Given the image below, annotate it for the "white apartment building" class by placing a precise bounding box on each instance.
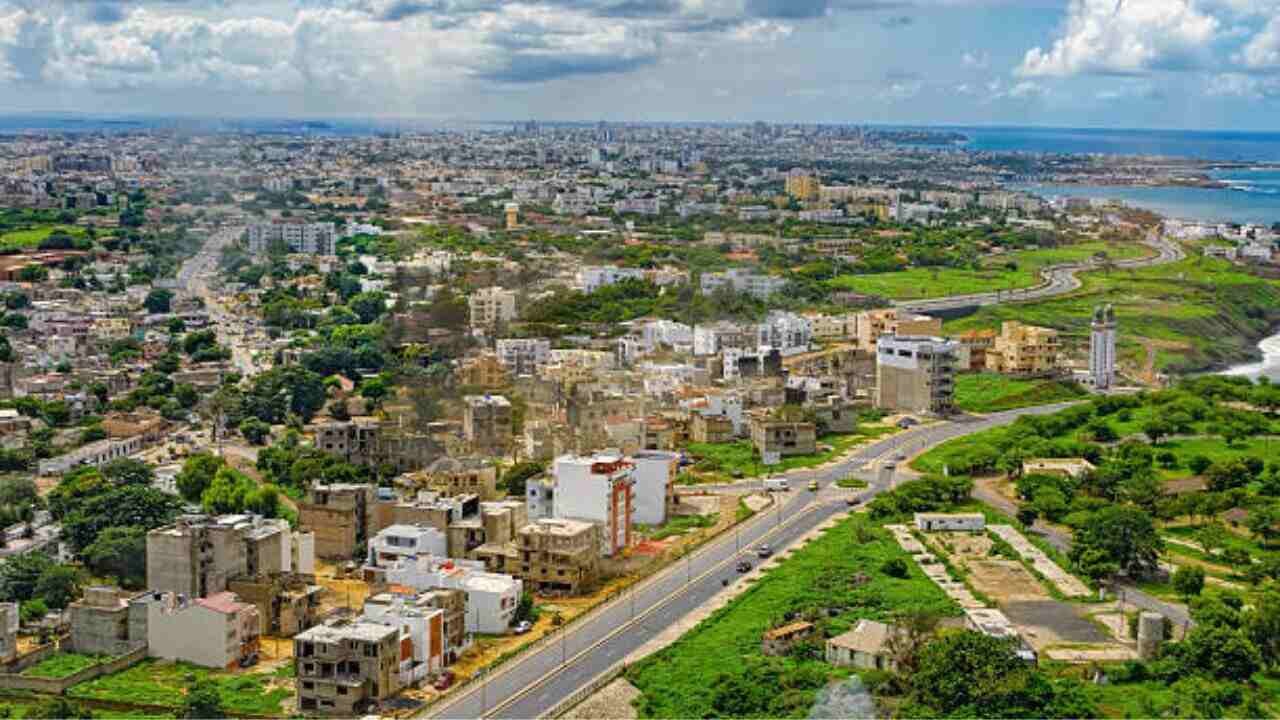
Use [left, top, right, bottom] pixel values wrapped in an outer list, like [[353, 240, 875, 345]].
[[361, 592, 448, 681], [756, 311, 812, 356], [629, 451, 678, 526], [366, 524, 448, 569], [383, 556, 522, 634], [577, 266, 646, 293], [469, 287, 517, 330], [613, 197, 662, 215], [142, 591, 260, 669], [246, 222, 336, 255], [640, 319, 693, 351], [683, 392, 745, 435], [495, 338, 551, 376], [699, 269, 787, 300], [549, 454, 635, 556]]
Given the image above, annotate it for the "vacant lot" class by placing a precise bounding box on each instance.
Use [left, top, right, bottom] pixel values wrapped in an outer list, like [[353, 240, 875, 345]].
[[0, 224, 86, 252], [954, 373, 1086, 414], [686, 427, 897, 481], [67, 659, 292, 717], [829, 242, 1146, 301]]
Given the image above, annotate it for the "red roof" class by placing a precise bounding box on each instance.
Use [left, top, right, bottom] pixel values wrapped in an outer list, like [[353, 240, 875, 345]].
[[196, 592, 248, 615]]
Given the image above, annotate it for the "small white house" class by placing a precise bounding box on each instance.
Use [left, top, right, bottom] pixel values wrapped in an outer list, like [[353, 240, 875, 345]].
[[826, 619, 897, 671], [913, 512, 985, 532], [366, 524, 448, 568]]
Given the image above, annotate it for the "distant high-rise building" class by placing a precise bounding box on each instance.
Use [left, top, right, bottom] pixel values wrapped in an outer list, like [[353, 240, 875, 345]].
[[1090, 304, 1117, 390], [246, 222, 336, 255], [505, 202, 519, 230]]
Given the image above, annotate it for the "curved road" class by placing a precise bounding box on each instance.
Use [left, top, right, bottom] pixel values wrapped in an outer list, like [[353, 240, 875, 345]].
[[426, 403, 1079, 720], [897, 232, 1184, 314]]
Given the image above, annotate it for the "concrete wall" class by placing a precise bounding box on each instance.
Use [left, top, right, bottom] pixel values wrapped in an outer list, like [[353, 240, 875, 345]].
[[147, 602, 234, 669], [0, 646, 147, 695]]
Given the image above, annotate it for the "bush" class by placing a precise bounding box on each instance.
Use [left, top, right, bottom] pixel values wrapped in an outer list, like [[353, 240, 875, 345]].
[[881, 557, 910, 579]]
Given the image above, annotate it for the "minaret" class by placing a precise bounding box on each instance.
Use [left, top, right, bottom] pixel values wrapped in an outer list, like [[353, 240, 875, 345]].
[[1090, 304, 1116, 390]]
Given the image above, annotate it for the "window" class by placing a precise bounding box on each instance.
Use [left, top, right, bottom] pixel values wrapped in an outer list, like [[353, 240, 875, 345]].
[[337, 687, 348, 696]]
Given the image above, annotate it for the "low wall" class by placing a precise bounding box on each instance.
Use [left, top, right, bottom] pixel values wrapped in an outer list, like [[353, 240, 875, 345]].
[[0, 646, 147, 695]]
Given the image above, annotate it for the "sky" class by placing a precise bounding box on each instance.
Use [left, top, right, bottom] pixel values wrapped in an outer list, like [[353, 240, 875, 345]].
[[2, 0, 1280, 130]]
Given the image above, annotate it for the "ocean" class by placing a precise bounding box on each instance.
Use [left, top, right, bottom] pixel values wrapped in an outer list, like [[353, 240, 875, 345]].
[[947, 125, 1280, 163], [1013, 174, 1280, 226]]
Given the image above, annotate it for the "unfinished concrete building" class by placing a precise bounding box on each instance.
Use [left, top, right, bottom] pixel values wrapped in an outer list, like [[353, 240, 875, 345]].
[[294, 620, 402, 716], [874, 335, 958, 416], [298, 484, 376, 560], [511, 519, 601, 595], [228, 574, 325, 638], [462, 395, 513, 456], [66, 586, 150, 656], [147, 515, 247, 598]]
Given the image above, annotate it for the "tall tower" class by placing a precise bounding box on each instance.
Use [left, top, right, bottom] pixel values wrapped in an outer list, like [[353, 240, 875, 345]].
[[504, 203, 519, 231], [1090, 304, 1116, 390]]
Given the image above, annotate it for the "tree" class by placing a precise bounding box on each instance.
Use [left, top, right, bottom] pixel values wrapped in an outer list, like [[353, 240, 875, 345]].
[[201, 468, 257, 515], [1016, 507, 1040, 528], [62, 485, 184, 552], [1074, 547, 1119, 585], [1244, 590, 1280, 669], [100, 458, 155, 487], [1247, 504, 1280, 547], [1180, 624, 1263, 682], [34, 565, 79, 609], [182, 680, 224, 719], [174, 383, 199, 409], [83, 526, 148, 588], [143, 288, 173, 314], [1141, 417, 1173, 445], [359, 377, 389, 407], [911, 631, 1065, 717], [1172, 565, 1206, 599], [0, 553, 54, 602], [176, 453, 226, 502], [1069, 506, 1163, 576], [348, 291, 389, 324], [238, 417, 271, 446]]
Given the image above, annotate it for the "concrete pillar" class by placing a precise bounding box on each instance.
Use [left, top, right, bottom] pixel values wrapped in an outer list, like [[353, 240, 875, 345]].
[[1137, 611, 1164, 660]]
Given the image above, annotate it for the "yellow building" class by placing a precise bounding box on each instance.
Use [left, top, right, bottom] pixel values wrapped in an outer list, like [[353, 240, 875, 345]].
[[985, 321, 1062, 375], [785, 170, 818, 201], [504, 202, 520, 230]]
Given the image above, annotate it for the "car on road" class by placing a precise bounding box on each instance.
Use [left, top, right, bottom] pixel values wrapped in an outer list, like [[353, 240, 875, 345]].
[[756, 545, 773, 558], [897, 416, 919, 429], [845, 496, 860, 507], [763, 478, 789, 492], [807, 480, 819, 491], [735, 560, 753, 573]]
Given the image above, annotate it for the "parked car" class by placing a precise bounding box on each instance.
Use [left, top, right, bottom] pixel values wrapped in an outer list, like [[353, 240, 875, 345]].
[[513, 620, 533, 634], [897, 417, 919, 429], [433, 671, 455, 691]]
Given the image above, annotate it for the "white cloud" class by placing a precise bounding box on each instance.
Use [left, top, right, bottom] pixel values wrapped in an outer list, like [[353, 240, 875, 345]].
[[1237, 15, 1280, 69], [1207, 71, 1280, 98], [961, 50, 988, 69], [1017, 0, 1219, 77]]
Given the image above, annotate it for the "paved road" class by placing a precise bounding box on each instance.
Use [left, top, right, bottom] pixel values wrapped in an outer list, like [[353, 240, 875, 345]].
[[426, 402, 1079, 720], [897, 232, 1184, 314], [175, 226, 261, 376]]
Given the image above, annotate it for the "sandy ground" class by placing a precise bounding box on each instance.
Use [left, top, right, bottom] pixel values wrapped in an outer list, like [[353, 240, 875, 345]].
[[560, 678, 642, 720]]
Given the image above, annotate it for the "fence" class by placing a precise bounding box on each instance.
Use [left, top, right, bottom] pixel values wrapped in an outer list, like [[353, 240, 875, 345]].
[[0, 646, 148, 695]]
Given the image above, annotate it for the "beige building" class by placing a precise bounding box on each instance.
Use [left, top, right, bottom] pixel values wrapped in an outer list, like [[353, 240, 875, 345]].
[[857, 309, 942, 351], [147, 516, 247, 598], [66, 587, 149, 656], [874, 335, 958, 416], [458, 352, 509, 388], [298, 484, 377, 560], [463, 395, 513, 455], [985, 321, 1062, 375], [228, 574, 325, 638], [468, 286, 517, 330], [295, 621, 402, 716], [750, 416, 817, 465], [504, 519, 601, 595]]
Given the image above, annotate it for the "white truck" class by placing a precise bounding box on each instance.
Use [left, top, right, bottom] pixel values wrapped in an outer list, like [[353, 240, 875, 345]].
[[763, 478, 789, 492]]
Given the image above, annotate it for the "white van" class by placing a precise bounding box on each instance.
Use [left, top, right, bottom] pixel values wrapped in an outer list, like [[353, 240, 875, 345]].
[[763, 478, 789, 492]]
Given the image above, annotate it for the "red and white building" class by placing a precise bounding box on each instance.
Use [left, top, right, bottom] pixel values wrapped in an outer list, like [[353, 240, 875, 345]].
[[550, 454, 635, 556]]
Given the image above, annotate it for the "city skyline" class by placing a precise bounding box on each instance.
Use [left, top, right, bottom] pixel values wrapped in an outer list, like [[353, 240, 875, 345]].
[[1, 0, 1279, 130]]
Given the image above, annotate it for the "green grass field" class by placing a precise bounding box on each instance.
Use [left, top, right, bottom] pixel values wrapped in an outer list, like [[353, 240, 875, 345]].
[[0, 225, 86, 252], [687, 427, 897, 480], [626, 515, 959, 718], [943, 256, 1280, 373], [20, 653, 109, 679], [953, 373, 1088, 414], [67, 659, 291, 716], [828, 242, 1146, 300]]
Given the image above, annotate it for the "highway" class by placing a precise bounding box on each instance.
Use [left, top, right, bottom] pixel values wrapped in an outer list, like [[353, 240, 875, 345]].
[[896, 232, 1184, 314], [175, 226, 261, 376], [426, 402, 1080, 720]]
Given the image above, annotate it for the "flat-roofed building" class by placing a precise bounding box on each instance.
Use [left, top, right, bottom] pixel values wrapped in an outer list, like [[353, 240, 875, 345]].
[[294, 621, 402, 716], [874, 335, 958, 416]]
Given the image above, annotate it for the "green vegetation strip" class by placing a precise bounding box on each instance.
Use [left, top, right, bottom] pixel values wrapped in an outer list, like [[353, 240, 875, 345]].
[[21, 653, 109, 679], [67, 660, 290, 717], [954, 372, 1088, 414], [627, 514, 959, 718], [687, 427, 897, 481]]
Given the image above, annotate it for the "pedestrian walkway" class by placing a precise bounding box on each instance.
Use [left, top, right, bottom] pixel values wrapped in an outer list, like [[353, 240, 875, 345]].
[[886, 524, 985, 609], [989, 524, 1090, 597]]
